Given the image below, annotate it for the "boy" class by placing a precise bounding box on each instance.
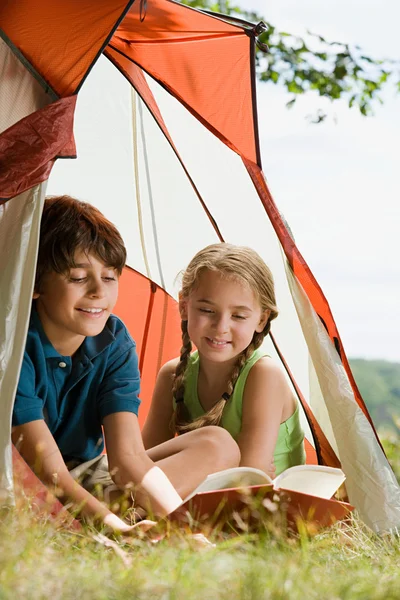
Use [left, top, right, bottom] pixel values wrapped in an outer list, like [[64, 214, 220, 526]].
[[12, 196, 239, 533]]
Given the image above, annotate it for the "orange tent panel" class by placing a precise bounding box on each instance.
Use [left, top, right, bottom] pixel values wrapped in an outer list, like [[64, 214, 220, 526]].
[[113, 267, 182, 427], [0, 0, 134, 97], [109, 0, 260, 163]]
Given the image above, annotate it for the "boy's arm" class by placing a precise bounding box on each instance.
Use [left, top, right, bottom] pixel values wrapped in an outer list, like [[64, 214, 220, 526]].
[[141, 359, 178, 450], [98, 343, 182, 516], [13, 353, 113, 524], [12, 420, 136, 532], [103, 411, 182, 516]]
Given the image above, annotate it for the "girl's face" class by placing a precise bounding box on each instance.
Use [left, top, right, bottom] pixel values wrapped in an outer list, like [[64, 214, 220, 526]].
[[180, 270, 269, 365]]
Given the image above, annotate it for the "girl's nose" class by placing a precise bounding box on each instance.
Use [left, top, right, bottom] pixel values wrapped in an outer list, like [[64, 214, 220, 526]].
[[214, 315, 229, 334]]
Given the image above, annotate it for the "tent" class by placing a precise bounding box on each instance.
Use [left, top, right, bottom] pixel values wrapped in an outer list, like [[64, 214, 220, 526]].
[[1, 0, 399, 534]]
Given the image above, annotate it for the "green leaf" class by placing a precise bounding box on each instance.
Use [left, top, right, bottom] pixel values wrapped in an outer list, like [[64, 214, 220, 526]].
[[349, 94, 357, 108], [176, 0, 400, 122]]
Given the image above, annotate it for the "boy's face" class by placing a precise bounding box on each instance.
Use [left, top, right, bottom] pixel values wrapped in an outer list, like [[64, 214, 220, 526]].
[[33, 251, 119, 356]]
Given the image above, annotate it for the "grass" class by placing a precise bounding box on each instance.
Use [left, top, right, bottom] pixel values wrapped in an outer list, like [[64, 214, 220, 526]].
[[1, 504, 399, 598], [1, 430, 399, 600]]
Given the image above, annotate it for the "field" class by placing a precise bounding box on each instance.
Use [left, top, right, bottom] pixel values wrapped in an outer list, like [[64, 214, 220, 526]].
[[1, 431, 399, 600]]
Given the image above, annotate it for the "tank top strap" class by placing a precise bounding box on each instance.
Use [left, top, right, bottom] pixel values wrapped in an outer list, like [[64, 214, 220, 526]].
[[179, 351, 204, 419], [185, 350, 200, 401]]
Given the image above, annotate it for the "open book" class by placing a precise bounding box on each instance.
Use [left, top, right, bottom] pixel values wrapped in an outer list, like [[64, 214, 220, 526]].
[[171, 464, 352, 531], [183, 464, 346, 503]]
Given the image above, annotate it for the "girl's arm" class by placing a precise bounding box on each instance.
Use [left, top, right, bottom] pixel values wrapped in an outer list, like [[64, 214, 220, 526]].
[[141, 359, 178, 450], [237, 358, 295, 476]]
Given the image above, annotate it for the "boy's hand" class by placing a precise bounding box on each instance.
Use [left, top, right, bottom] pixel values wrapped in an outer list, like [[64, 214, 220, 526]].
[[103, 513, 156, 535]]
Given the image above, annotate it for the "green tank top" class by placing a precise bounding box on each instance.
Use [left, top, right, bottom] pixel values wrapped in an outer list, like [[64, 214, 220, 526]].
[[178, 348, 306, 475]]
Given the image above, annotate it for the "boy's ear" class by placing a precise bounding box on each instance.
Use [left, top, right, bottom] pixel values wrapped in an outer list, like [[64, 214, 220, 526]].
[[256, 310, 270, 333], [32, 290, 40, 300], [178, 293, 188, 320]]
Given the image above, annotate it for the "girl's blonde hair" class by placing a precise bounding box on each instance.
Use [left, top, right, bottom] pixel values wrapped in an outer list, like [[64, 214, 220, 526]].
[[172, 243, 278, 434]]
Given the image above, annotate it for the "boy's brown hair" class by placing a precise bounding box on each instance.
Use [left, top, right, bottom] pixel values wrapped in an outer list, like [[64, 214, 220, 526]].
[[35, 195, 126, 291]]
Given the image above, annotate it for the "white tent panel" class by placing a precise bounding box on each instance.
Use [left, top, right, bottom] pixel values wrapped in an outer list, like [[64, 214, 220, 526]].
[[286, 264, 400, 532], [145, 75, 311, 404], [49, 56, 220, 288], [0, 36, 52, 134], [0, 185, 46, 501], [0, 38, 53, 500], [309, 357, 339, 457], [132, 91, 221, 288]]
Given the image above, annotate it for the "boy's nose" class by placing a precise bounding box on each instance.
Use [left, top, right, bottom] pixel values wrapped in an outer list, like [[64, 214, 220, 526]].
[[87, 279, 106, 298]]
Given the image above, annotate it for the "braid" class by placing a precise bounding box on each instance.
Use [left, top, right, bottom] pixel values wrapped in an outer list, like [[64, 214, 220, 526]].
[[175, 320, 272, 434], [171, 321, 192, 433]]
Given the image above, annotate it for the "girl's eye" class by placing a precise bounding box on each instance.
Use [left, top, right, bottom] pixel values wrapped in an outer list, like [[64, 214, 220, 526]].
[[199, 308, 213, 314], [233, 314, 246, 320]]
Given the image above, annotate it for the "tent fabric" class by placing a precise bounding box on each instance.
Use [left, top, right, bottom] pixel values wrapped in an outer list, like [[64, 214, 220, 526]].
[[108, 0, 260, 164], [12, 445, 81, 529], [0, 36, 53, 134], [0, 97, 77, 201], [285, 262, 400, 532], [0, 185, 45, 502], [113, 267, 182, 428], [1, 0, 399, 533], [105, 46, 225, 241], [0, 0, 135, 97]]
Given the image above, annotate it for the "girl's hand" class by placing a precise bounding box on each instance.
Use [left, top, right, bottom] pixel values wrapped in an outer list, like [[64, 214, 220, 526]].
[[268, 460, 276, 479]]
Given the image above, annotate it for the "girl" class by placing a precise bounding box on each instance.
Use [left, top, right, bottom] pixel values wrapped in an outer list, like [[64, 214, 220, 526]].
[[143, 243, 306, 477]]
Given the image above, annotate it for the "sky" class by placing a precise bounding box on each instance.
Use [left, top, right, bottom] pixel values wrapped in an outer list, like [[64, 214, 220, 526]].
[[237, 0, 400, 363]]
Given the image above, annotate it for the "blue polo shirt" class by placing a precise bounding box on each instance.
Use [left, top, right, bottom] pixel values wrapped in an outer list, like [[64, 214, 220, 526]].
[[13, 305, 141, 463]]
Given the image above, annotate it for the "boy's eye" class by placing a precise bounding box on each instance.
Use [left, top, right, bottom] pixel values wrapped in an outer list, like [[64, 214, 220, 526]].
[[102, 276, 117, 282], [69, 277, 87, 283]]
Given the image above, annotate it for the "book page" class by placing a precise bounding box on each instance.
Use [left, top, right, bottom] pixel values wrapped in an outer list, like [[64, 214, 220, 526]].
[[183, 466, 272, 503], [273, 466, 346, 499]]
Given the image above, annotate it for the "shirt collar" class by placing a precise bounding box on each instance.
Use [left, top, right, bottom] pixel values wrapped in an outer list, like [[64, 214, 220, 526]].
[[31, 303, 116, 361], [31, 303, 62, 359], [81, 320, 115, 360]]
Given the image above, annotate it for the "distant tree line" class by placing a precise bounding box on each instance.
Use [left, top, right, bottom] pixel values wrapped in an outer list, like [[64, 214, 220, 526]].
[[350, 358, 400, 432]]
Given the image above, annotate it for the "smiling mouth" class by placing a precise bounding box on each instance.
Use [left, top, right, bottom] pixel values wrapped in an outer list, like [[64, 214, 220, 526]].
[[76, 308, 106, 314], [206, 338, 231, 346]]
